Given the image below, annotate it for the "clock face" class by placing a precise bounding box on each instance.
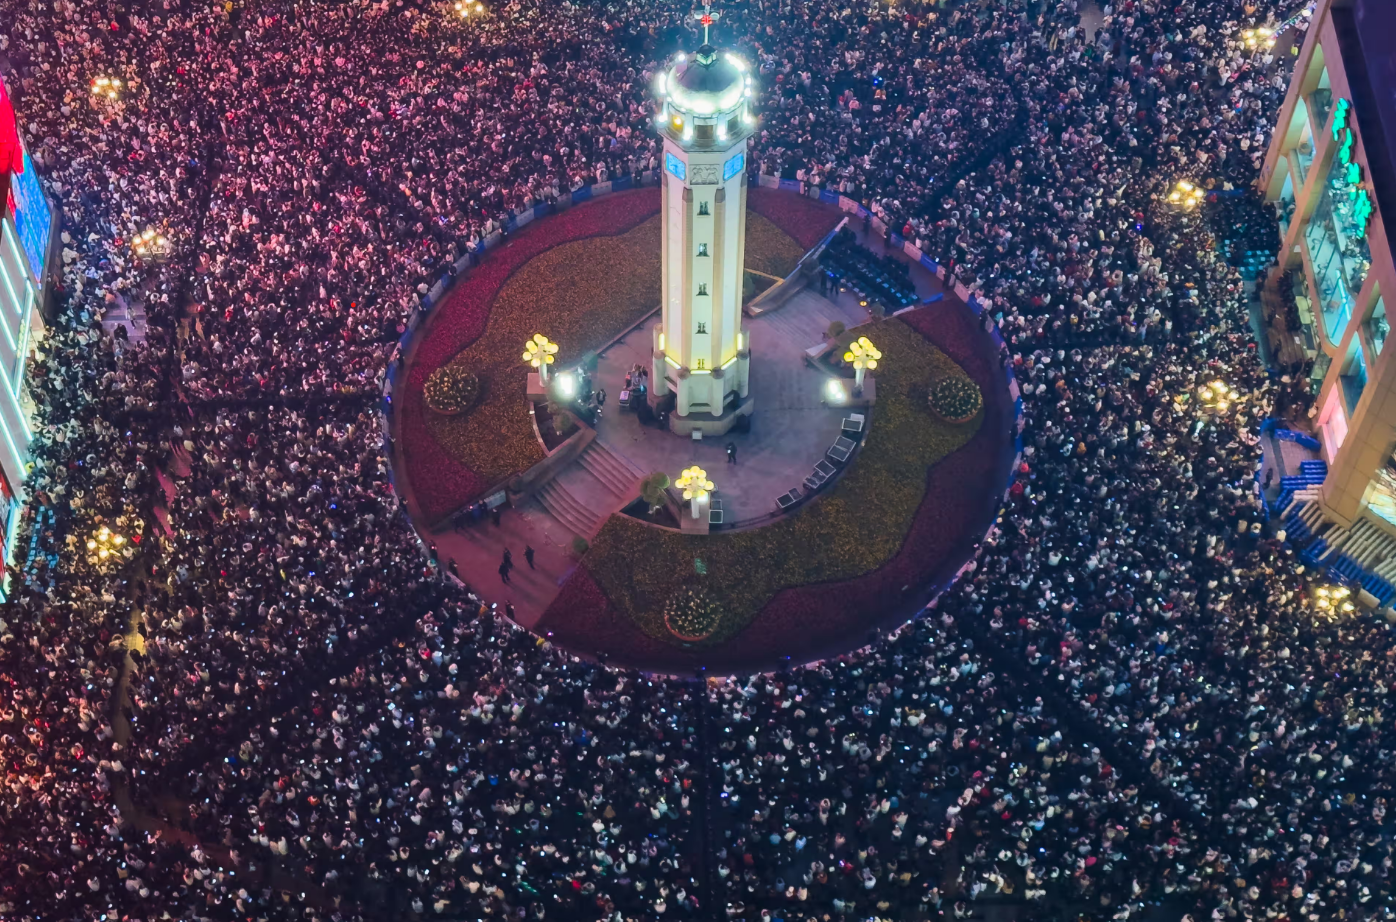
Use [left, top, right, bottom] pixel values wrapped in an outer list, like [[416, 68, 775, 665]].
[[665, 152, 687, 181], [722, 152, 745, 182], [691, 164, 720, 186]]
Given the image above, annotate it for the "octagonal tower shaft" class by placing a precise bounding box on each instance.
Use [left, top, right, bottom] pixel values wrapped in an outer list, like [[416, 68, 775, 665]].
[[650, 45, 755, 426]]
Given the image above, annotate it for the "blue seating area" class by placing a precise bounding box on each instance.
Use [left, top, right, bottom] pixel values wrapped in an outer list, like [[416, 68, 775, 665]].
[[18, 506, 59, 593], [1276, 458, 1396, 607], [1274, 459, 1329, 514], [819, 231, 919, 311]]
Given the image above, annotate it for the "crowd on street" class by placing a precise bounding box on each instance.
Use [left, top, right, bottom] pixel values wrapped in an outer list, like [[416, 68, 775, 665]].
[[5, 0, 1395, 920]]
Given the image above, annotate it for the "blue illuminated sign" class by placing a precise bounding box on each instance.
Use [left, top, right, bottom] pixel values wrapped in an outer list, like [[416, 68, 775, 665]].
[[665, 152, 687, 181], [10, 151, 50, 279], [722, 152, 745, 182]]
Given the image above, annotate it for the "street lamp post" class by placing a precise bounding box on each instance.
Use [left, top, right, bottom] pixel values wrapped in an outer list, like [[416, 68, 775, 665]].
[[676, 465, 714, 520], [843, 336, 881, 395], [1240, 27, 1275, 53], [523, 334, 558, 385], [132, 227, 171, 261], [1196, 379, 1240, 414], [1166, 180, 1204, 210], [91, 76, 122, 101], [87, 524, 127, 566], [1313, 584, 1354, 617]]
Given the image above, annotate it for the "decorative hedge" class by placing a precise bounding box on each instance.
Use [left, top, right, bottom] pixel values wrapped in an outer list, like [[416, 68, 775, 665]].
[[663, 584, 724, 642], [580, 316, 982, 645], [399, 188, 811, 519], [535, 298, 1014, 673], [929, 375, 982, 423], [424, 366, 480, 415]]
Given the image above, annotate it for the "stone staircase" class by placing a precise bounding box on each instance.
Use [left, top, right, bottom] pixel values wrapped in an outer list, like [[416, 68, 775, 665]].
[[536, 442, 645, 540], [578, 441, 645, 496]]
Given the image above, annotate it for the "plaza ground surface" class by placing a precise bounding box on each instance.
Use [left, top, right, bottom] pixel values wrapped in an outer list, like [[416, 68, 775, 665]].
[[392, 186, 1015, 673], [592, 286, 871, 524]]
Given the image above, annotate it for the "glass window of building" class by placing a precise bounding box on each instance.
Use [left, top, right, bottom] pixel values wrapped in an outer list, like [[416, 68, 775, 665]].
[[1366, 296, 1388, 355], [1366, 447, 1396, 528], [1305, 158, 1372, 343], [1340, 345, 1368, 412], [1293, 118, 1315, 185], [1309, 82, 1332, 134], [1278, 170, 1296, 236]]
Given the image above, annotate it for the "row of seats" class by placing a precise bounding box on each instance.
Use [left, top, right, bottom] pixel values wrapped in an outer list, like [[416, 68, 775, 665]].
[[1274, 458, 1330, 512], [1278, 471, 1396, 607], [820, 237, 919, 310]]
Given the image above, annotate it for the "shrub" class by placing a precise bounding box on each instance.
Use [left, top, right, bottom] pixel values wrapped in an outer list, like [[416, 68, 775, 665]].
[[826, 320, 846, 340], [663, 584, 724, 642], [424, 366, 480, 415], [547, 401, 577, 437], [571, 536, 590, 557], [929, 375, 983, 423], [640, 472, 671, 513]]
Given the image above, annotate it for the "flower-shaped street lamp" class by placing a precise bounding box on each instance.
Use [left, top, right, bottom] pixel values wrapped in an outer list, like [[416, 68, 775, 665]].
[[131, 227, 171, 261], [843, 336, 881, 394], [676, 465, 714, 519], [1196, 379, 1240, 414], [91, 76, 122, 101], [522, 334, 558, 384], [87, 524, 127, 567], [1241, 26, 1275, 52], [455, 0, 484, 15], [1312, 584, 1354, 618], [1166, 180, 1204, 210]]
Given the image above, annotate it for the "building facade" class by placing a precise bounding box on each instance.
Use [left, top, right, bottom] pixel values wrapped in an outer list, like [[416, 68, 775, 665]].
[[1, 77, 55, 575], [1259, 0, 1396, 530]]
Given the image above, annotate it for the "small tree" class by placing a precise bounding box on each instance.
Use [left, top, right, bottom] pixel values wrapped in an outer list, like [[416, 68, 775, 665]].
[[547, 401, 576, 437], [640, 471, 671, 514], [571, 536, 590, 557], [825, 321, 846, 341]]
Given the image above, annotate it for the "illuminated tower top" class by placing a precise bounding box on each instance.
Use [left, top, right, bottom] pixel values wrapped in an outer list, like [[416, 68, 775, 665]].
[[655, 15, 755, 154]]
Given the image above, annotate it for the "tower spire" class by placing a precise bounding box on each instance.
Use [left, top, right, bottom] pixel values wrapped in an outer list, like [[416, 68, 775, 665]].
[[692, 1, 720, 46]]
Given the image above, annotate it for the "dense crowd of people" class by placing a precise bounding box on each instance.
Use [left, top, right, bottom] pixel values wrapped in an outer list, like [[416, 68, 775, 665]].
[[5, 0, 1394, 920]]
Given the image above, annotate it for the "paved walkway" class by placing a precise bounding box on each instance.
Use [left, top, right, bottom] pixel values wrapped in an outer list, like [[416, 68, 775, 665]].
[[425, 496, 580, 630], [591, 286, 871, 522]]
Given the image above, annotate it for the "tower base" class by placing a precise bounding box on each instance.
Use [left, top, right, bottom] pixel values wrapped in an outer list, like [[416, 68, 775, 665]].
[[668, 395, 755, 438]]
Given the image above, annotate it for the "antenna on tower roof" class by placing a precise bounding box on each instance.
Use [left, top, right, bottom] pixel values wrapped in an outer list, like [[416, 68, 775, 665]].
[[692, 1, 720, 47]]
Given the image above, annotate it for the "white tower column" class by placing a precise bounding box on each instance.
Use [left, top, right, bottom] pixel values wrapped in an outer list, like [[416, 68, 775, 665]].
[[651, 42, 756, 436]]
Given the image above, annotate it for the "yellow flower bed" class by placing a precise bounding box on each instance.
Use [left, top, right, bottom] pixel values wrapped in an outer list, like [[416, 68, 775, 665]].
[[584, 317, 980, 644], [426, 212, 808, 486], [744, 211, 807, 279]]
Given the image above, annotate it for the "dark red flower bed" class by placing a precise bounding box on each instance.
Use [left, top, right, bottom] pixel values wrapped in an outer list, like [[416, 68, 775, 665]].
[[396, 190, 661, 521], [535, 298, 1015, 674], [747, 186, 845, 250]]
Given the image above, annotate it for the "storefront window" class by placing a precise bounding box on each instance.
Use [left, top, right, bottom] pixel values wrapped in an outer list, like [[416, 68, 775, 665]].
[[1341, 346, 1367, 412], [1305, 160, 1372, 343], [1293, 122, 1315, 185], [1278, 171, 1296, 238]]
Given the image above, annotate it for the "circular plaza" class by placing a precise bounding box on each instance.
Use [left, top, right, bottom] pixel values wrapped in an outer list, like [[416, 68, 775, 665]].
[[389, 186, 1015, 674]]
